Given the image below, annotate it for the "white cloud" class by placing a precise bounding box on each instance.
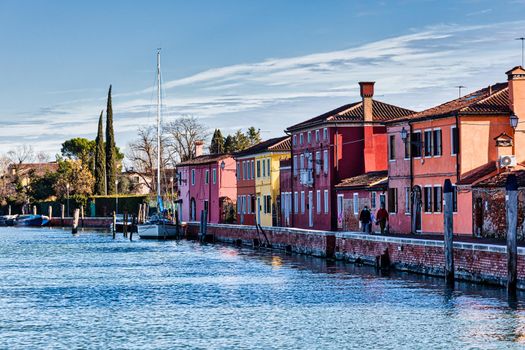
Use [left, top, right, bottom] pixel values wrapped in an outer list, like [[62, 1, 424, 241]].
[[3, 20, 525, 156]]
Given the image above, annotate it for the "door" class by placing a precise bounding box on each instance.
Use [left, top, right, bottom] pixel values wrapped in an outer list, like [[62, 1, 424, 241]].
[[475, 197, 483, 237], [411, 186, 422, 233], [308, 191, 313, 227]]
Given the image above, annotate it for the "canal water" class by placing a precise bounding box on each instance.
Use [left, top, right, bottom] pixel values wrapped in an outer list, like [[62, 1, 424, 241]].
[[0, 228, 524, 349]]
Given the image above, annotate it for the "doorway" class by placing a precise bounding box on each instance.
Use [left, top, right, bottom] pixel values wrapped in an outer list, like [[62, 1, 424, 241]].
[[411, 186, 422, 233]]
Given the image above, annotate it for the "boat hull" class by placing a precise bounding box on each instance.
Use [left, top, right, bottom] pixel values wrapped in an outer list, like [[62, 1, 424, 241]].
[[137, 223, 179, 239], [14, 215, 49, 227]]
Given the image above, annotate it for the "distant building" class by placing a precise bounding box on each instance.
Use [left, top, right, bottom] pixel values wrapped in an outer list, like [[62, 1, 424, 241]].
[[8, 162, 59, 187]]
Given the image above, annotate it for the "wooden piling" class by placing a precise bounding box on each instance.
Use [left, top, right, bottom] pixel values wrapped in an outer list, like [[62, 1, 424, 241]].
[[123, 211, 128, 237], [506, 174, 518, 293], [80, 206, 85, 228], [72, 208, 80, 234], [8, 205, 11, 216], [130, 215, 135, 241], [61, 204, 65, 226], [138, 204, 143, 224], [112, 211, 116, 239], [48, 205, 53, 221], [32, 205, 37, 215], [443, 179, 454, 284]]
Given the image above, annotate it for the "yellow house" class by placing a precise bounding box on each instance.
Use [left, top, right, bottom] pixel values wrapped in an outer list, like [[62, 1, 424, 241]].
[[253, 136, 291, 226]]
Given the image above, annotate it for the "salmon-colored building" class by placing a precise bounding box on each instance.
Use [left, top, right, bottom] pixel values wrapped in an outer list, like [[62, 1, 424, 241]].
[[387, 66, 525, 235]]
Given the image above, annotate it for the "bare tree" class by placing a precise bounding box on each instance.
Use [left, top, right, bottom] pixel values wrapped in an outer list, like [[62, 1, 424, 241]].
[[126, 126, 170, 193], [7, 145, 35, 167], [163, 115, 209, 163]]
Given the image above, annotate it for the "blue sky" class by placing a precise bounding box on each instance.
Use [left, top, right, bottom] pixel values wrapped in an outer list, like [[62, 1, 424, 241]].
[[1, 0, 525, 155]]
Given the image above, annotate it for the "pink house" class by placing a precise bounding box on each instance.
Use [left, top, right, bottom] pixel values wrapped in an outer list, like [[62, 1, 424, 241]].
[[176, 152, 237, 224]]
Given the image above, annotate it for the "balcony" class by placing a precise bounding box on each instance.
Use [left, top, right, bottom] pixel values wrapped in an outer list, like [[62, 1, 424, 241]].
[[299, 169, 314, 187]]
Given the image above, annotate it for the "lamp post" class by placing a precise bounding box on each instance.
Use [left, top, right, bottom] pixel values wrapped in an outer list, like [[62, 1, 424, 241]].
[[66, 183, 70, 217], [115, 179, 119, 214]]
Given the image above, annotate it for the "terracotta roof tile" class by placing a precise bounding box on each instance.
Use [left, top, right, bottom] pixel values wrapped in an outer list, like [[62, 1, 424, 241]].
[[473, 169, 525, 188], [335, 171, 388, 190], [390, 83, 510, 123], [287, 100, 415, 131], [177, 154, 231, 167], [457, 161, 498, 185], [234, 136, 290, 158]]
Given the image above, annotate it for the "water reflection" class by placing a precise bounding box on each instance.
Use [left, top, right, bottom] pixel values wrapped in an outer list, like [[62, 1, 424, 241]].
[[0, 227, 524, 349]]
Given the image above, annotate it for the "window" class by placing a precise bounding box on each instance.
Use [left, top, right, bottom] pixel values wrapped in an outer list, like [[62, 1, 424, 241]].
[[262, 195, 267, 214], [301, 191, 305, 213], [371, 192, 377, 210], [212, 169, 217, 184], [404, 187, 410, 213], [451, 126, 459, 155], [251, 196, 256, 214], [205, 170, 209, 184], [388, 188, 398, 213], [267, 159, 270, 177], [247, 161, 251, 179], [323, 128, 328, 140], [389, 135, 396, 161], [315, 129, 320, 142], [293, 135, 297, 146], [307, 131, 312, 143], [379, 193, 386, 208], [316, 190, 321, 213], [315, 151, 321, 175], [191, 169, 195, 185], [353, 193, 359, 215], [294, 192, 299, 214], [324, 190, 329, 213], [338, 194, 345, 218], [236, 163, 240, 180], [237, 196, 241, 213], [262, 159, 266, 177], [433, 129, 442, 156], [299, 133, 304, 145], [404, 134, 410, 159], [251, 160, 255, 179], [323, 150, 329, 174], [424, 186, 433, 213], [257, 160, 261, 178], [300, 154, 304, 170], [411, 131, 422, 158], [424, 130, 433, 157], [265, 195, 272, 214], [243, 161, 247, 180], [433, 186, 442, 212], [292, 156, 297, 176]]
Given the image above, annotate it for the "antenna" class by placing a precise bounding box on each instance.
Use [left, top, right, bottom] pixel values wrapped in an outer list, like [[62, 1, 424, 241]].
[[516, 37, 525, 67], [456, 85, 466, 98]]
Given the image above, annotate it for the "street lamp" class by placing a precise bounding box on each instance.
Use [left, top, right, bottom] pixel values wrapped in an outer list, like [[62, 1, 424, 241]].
[[510, 113, 519, 130], [115, 179, 119, 214], [401, 127, 408, 143], [66, 183, 70, 217]]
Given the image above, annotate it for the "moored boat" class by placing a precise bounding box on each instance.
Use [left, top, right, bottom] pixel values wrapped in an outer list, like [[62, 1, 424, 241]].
[[0, 215, 17, 226], [14, 214, 49, 227], [137, 216, 179, 239]]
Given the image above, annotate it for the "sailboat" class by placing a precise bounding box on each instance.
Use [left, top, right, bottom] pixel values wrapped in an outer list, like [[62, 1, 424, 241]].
[[138, 50, 179, 239]]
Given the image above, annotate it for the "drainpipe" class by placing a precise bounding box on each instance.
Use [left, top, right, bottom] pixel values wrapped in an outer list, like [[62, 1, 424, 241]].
[[285, 129, 294, 227], [455, 112, 460, 183], [408, 121, 415, 235]]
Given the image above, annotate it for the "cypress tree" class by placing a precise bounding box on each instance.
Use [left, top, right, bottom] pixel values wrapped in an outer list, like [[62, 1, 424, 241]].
[[105, 85, 116, 194], [209, 129, 225, 154], [94, 110, 106, 195]]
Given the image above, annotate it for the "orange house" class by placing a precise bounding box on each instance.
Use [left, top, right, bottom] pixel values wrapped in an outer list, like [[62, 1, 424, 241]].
[[386, 67, 525, 235]]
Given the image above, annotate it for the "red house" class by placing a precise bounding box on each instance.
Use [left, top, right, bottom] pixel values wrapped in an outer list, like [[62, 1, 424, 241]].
[[285, 82, 414, 231], [233, 152, 256, 225]]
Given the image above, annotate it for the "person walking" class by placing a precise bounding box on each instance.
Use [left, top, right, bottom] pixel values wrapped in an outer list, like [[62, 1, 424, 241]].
[[376, 203, 389, 235], [359, 205, 371, 233]]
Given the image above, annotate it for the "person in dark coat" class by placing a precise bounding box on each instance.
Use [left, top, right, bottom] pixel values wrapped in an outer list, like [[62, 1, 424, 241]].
[[359, 205, 371, 233], [375, 203, 389, 235]]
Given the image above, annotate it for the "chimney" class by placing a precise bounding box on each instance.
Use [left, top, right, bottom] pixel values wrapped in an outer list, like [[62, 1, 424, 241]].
[[507, 66, 525, 161], [195, 140, 204, 157], [359, 82, 375, 122]]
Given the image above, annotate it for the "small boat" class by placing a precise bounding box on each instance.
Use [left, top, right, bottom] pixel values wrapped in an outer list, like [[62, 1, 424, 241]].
[[137, 50, 180, 240], [0, 215, 17, 226], [137, 215, 179, 239], [14, 214, 49, 227]]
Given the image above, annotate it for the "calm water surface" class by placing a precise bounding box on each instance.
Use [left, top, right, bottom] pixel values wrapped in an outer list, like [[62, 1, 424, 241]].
[[0, 227, 525, 349]]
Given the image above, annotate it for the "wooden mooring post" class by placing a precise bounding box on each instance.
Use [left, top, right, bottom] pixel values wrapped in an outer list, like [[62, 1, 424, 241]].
[[506, 174, 518, 293], [61, 204, 65, 226], [123, 211, 128, 238], [32, 205, 37, 215], [80, 206, 85, 228], [443, 179, 454, 285], [112, 211, 116, 239], [129, 215, 135, 241], [72, 208, 80, 234], [138, 204, 143, 224], [48, 205, 53, 221], [8, 205, 11, 216]]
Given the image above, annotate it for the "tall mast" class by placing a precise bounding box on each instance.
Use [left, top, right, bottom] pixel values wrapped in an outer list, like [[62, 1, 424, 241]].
[[156, 49, 162, 203]]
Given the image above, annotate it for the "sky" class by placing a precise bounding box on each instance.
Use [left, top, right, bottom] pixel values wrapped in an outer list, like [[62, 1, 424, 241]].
[[1, 0, 525, 157]]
